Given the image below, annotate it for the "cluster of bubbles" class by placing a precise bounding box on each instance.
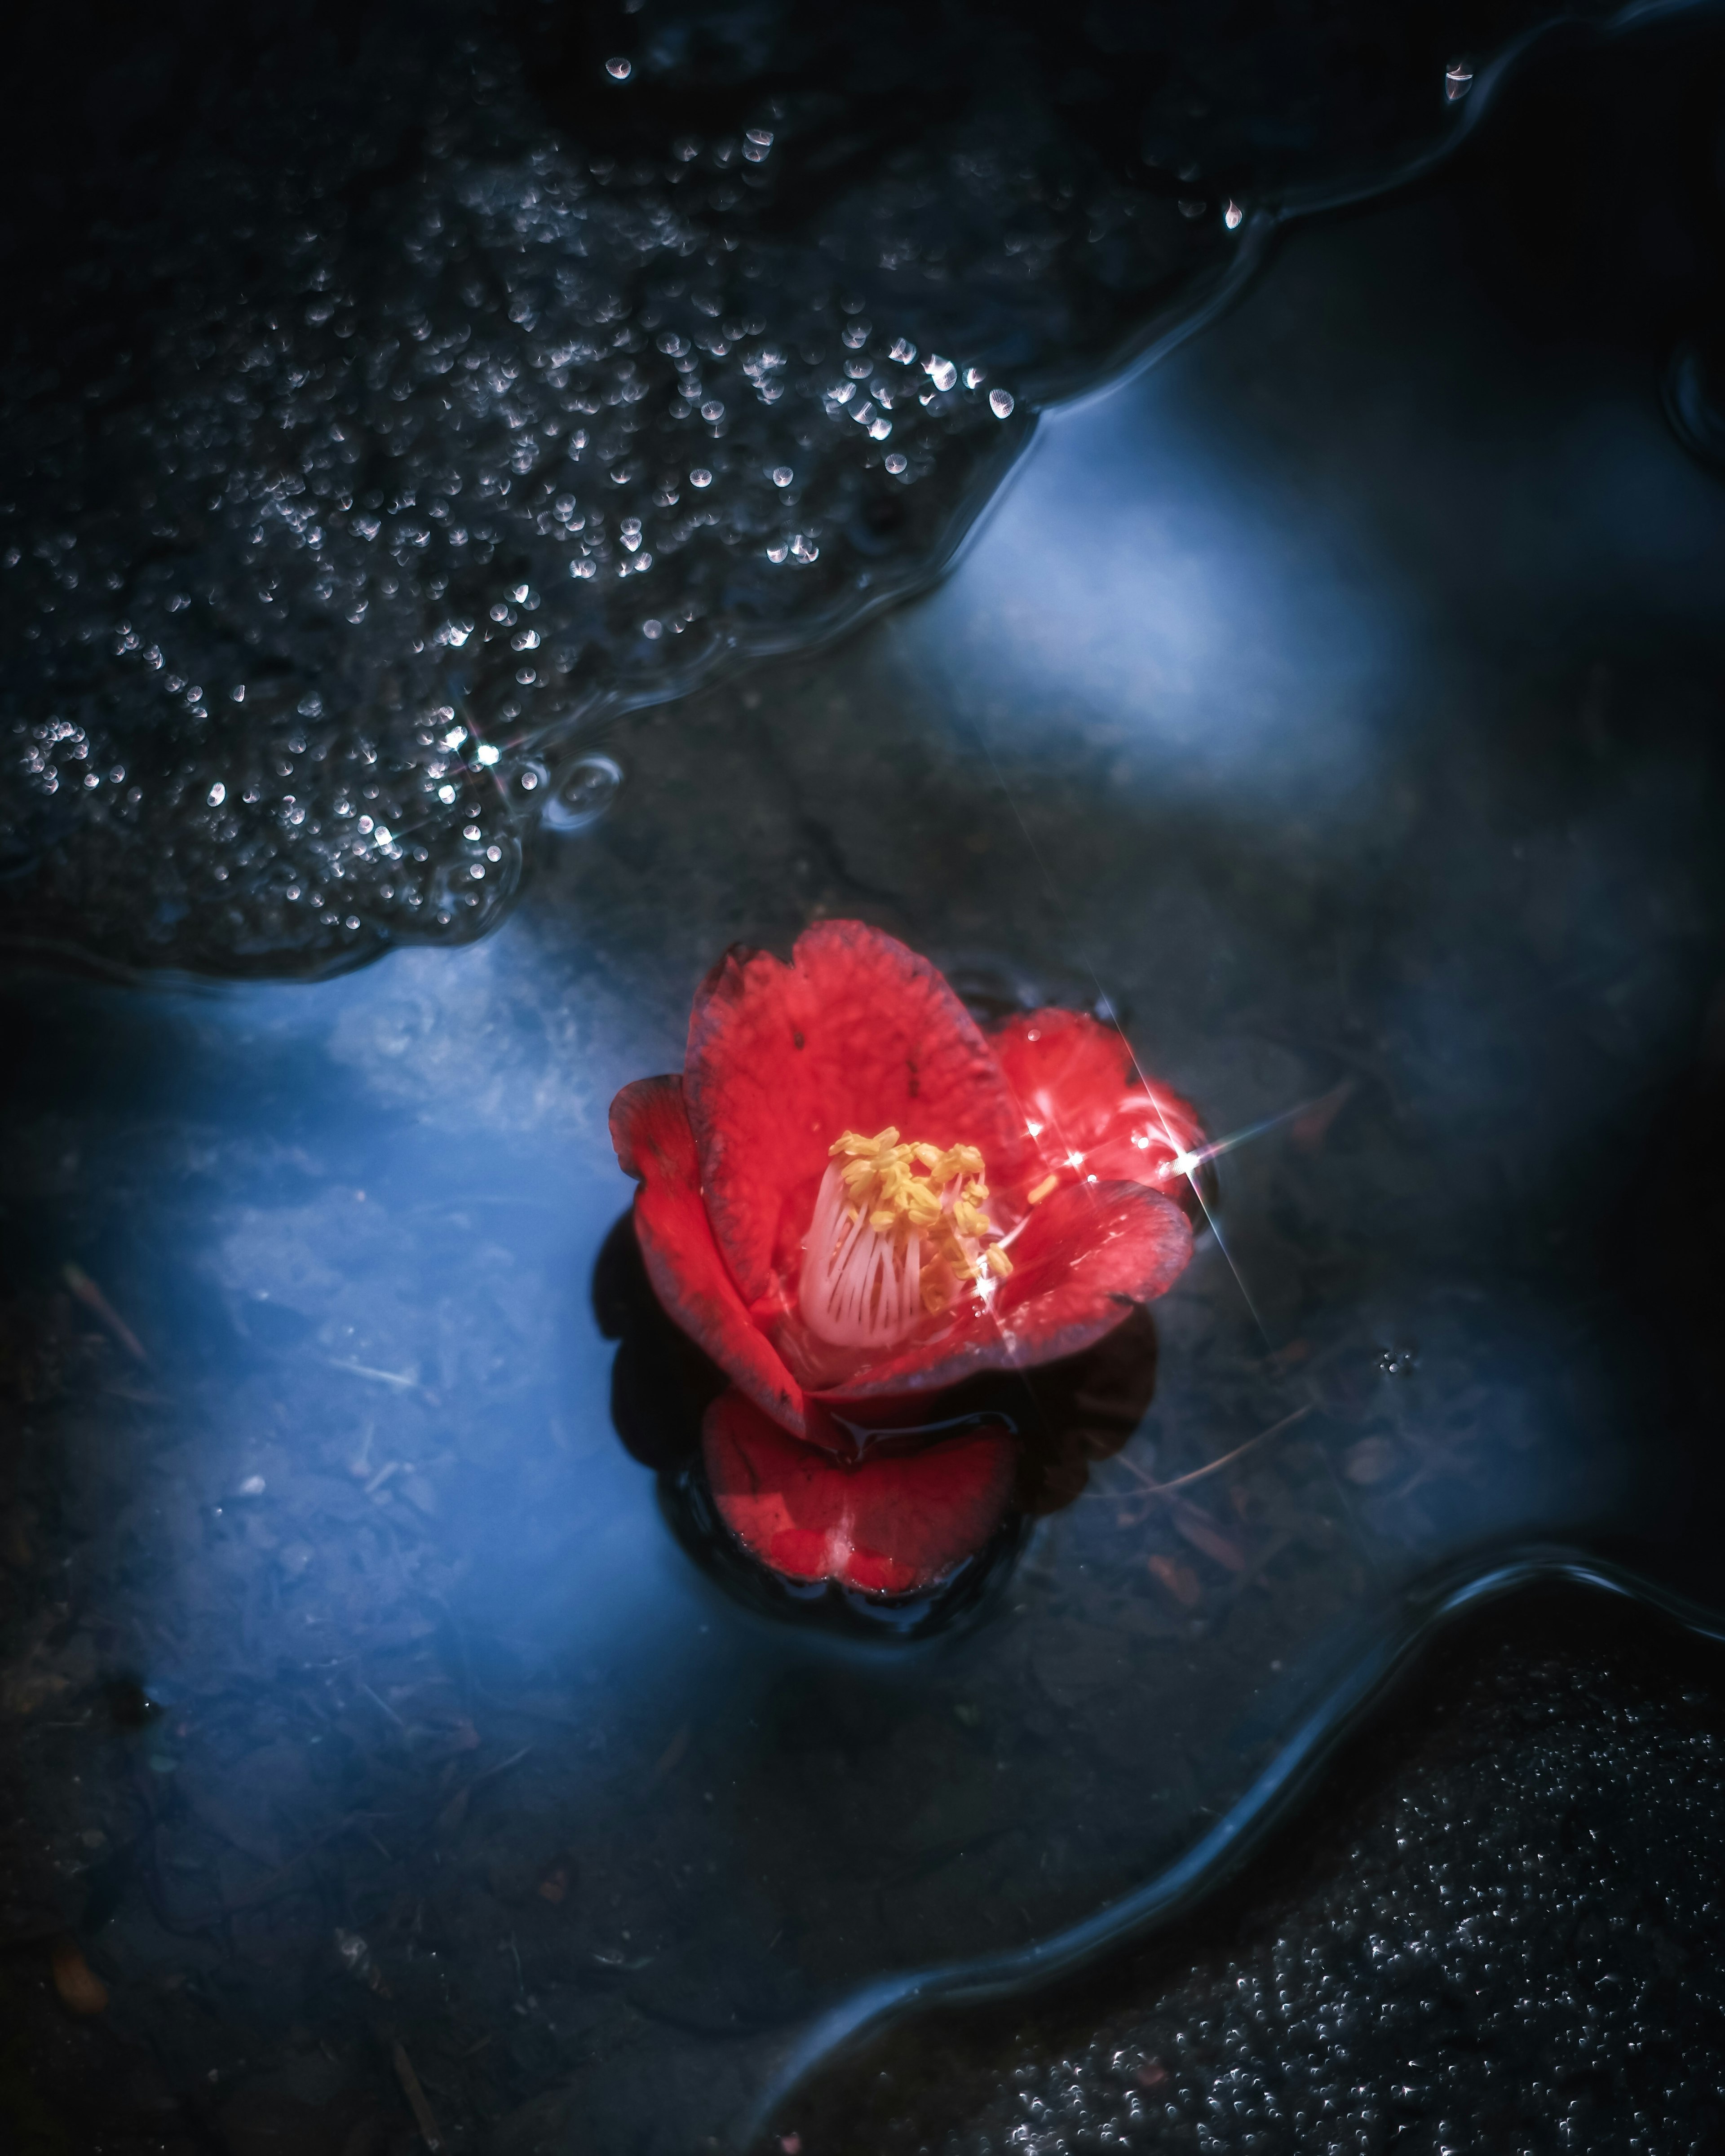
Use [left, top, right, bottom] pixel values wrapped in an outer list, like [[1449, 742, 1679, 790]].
[[0, 0, 1619, 972]]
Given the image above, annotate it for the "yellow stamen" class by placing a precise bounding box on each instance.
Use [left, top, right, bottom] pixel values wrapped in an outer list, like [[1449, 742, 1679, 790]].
[[1027, 1172, 1060, 1206], [813, 1127, 1014, 1333]]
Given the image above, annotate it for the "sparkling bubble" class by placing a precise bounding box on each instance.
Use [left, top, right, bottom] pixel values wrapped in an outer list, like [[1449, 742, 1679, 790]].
[[690, 468, 713, 489], [1224, 199, 1244, 230], [207, 781, 226, 807], [544, 752, 624, 833], [889, 338, 917, 364], [605, 56, 632, 81], [989, 388, 1015, 418], [700, 400, 725, 422], [1445, 59, 1474, 100], [924, 355, 958, 393], [963, 366, 985, 389], [884, 452, 908, 475], [771, 465, 794, 487]]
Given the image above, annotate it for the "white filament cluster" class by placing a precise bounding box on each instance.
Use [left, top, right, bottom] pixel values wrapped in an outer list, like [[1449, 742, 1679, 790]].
[[798, 1159, 928, 1349]]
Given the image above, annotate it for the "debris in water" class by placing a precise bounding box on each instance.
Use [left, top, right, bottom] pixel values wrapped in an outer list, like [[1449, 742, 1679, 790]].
[[61, 1263, 148, 1363]]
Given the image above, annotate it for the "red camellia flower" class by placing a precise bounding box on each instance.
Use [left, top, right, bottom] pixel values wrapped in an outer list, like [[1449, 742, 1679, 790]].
[[610, 922, 1205, 1598]]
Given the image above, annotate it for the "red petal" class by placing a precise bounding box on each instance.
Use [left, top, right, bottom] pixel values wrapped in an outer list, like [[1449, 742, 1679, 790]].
[[817, 1179, 1192, 1406], [990, 1008, 1205, 1195], [683, 921, 1028, 1308], [702, 1387, 1016, 1595], [609, 1076, 806, 1436]]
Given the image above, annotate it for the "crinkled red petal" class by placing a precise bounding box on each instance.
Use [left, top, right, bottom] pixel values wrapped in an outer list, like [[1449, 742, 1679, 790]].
[[990, 1007, 1205, 1195], [817, 1178, 1193, 1407], [703, 1387, 1016, 1595], [683, 921, 1027, 1308], [608, 1076, 806, 1436]]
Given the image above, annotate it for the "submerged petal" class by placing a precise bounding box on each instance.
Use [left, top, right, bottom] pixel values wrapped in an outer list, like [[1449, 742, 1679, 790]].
[[684, 921, 1026, 1307], [609, 1076, 806, 1436], [703, 1387, 1016, 1595]]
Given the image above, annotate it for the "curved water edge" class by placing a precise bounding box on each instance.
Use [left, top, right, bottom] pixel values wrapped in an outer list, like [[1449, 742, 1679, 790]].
[[4, 0, 1715, 981], [743, 1546, 1725, 2149]]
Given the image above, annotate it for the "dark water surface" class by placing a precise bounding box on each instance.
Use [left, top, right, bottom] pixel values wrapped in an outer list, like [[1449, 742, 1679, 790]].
[[4, 7, 1725, 2155]]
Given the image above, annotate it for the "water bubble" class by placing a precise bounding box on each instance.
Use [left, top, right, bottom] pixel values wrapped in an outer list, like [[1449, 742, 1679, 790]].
[[700, 400, 725, 423], [889, 338, 916, 364], [884, 452, 908, 475], [207, 781, 226, 807], [690, 468, 713, 488], [1178, 197, 1207, 219], [605, 56, 632, 81], [1224, 199, 1244, 230], [964, 366, 986, 389], [924, 355, 958, 393], [989, 388, 1015, 419], [544, 752, 624, 833], [1377, 1345, 1420, 1378], [867, 415, 891, 440], [771, 466, 794, 487], [746, 128, 774, 148], [1444, 59, 1474, 101], [474, 743, 500, 765]]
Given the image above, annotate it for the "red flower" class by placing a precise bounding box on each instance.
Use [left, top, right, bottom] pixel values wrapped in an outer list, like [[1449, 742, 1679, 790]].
[[610, 922, 1203, 1598]]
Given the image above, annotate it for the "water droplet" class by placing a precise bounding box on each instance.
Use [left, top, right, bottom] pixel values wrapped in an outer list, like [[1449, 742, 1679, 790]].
[[772, 466, 794, 487], [207, 781, 226, 807], [963, 366, 986, 389], [700, 400, 725, 423], [746, 128, 773, 148], [605, 56, 632, 81], [690, 468, 713, 489], [544, 752, 624, 832], [884, 452, 908, 475], [989, 388, 1015, 419], [642, 618, 663, 638], [1445, 59, 1474, 101], [889, 338, 916, 364], [1224, 199, 1244, 230], [924, 355, 957, 393], [867, 415, 891, 439], [1377, 1345, 1420, 1378]]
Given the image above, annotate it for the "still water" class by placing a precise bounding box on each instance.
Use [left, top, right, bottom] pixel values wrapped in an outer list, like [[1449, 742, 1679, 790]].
[[4, 5, 1725, 2153]]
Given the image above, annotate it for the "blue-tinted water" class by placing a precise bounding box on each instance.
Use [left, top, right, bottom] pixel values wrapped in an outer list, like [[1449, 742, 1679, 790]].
[[4, 5, 1725, 2152]]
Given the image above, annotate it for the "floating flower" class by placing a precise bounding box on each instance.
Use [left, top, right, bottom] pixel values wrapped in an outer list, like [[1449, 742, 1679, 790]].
[[609, 922, 1204, 1597]]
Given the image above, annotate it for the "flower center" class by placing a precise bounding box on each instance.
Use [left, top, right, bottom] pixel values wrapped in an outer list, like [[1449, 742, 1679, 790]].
[[798, 1126, 1013, 1350]]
